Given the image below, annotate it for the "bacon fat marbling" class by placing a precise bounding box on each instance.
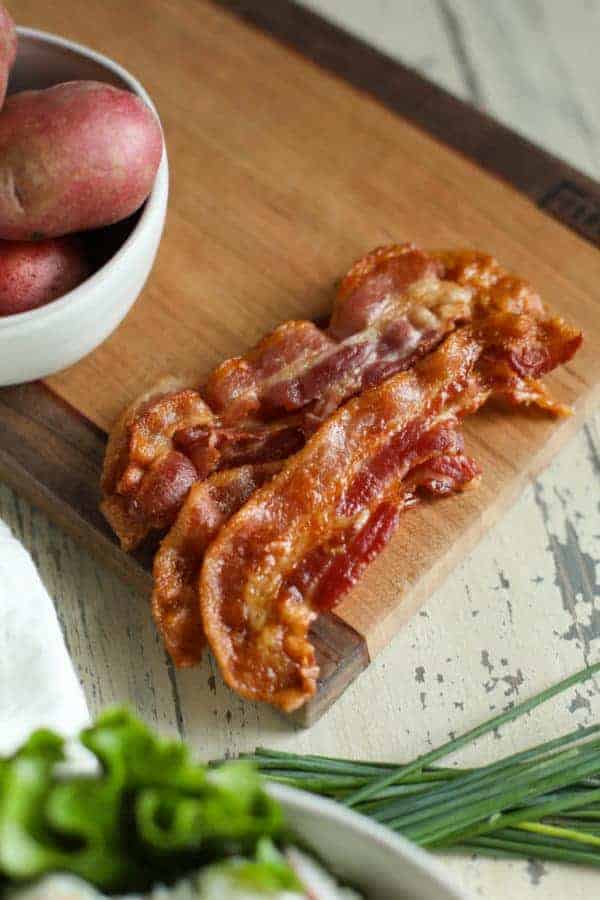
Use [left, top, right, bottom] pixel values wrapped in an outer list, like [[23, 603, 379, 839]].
[[99, 246, 582, 710]]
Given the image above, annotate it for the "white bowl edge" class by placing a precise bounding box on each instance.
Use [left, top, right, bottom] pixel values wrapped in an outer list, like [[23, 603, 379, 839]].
[[0, 27, 168, 384], [270, 782, 472, 900], [0, 26, 168, 336]]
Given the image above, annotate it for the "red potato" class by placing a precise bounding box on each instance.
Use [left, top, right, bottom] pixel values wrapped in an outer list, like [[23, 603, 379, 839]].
[[0, 4, 16, 110], [0, 237, 90, 316], [0, 80, 163, 240]]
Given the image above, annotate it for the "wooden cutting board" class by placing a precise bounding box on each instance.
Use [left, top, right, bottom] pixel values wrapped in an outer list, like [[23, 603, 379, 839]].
[[1, 0, 599, 725]]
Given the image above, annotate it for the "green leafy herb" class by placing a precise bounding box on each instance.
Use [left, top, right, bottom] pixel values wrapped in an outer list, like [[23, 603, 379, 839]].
[[0, 710, 282, 892], [239, 662, 600, 869], [3, 663, 600, 891]]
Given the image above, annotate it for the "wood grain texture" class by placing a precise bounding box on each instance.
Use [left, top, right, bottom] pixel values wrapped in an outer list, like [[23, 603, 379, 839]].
[[221, 0, 600, 240], [0, 0, 599, 725], [0, 383, 368, 727], [0, 1, 600, 893], [27, 0, 600, 430]]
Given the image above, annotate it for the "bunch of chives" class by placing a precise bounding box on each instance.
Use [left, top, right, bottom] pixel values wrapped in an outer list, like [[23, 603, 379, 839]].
[[227, 663, 600, 868]]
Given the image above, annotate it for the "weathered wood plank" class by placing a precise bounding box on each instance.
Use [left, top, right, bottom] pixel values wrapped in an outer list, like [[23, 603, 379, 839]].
[[1, 0, 599, 727], [1, 2, 599, 895]]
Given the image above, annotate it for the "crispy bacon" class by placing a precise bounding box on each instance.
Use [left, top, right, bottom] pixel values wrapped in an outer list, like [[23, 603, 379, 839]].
[[99, 244, 582, 704], [101, 245, 582, 566], [174, 419, 305, 474], [151, 462, 282, 667], [100, 377, 214, 550], [205, 320, 336, 421], [205, 245, 472, 423], [330, 244, 443, 338], [283, 428, 481, 616], [152, 427, 480, 669], [101, 246, 478, 548], [199, 313, 581, 711]]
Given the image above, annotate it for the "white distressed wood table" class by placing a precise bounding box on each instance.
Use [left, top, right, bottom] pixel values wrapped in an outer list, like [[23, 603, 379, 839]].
[[1, 1, 599, 896]]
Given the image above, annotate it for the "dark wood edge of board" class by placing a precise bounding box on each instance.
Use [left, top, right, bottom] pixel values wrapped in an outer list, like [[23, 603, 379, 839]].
[[0, 381, 369, 726], [1, 0, 599, 726], [217, 0, 600, 248]]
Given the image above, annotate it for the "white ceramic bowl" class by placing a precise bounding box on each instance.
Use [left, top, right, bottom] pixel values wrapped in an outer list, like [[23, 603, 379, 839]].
[[271, 783, 471, 900], [0, 28, 168, 386]]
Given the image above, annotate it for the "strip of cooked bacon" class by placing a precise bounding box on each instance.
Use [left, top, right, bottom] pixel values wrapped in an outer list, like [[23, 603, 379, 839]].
[[100, 377, 214, 551], [330, 244, 444, 338], [281, 427, 481, 616], [151, 462, 282, 667], [205, 245, 472, 423], [102, 246, 473, 548], [174, 418, 305, 475], [153, 423, 480, 669], [200, 313, 582, 711], [100, 245, 579, 552]]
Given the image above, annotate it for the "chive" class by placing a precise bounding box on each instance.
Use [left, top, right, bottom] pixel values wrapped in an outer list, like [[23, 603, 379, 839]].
[[344, 662, 600, 807], [246, 757, 395, 777], [248, 748, 468, 781], [414, 752, 600, 842], [544, 819, 600, 832], [388, 739, 600, 832], [434, 783, 600, 847], [498, 826, 600, 850], [217, 665, 600, 870], [458, 837, 600, 867], [363, 725, 600, 825], [517, 821, 600, 849], [551, 809, 600, 821]]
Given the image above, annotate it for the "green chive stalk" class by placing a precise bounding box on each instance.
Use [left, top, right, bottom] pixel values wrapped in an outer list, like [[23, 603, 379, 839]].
[[234, 663, 600, 869]]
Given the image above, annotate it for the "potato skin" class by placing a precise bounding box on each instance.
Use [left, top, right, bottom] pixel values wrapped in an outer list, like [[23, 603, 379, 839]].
[[0, 237, 91, 315], [0, 4, 16, 110], [0, 81, 163, 240]]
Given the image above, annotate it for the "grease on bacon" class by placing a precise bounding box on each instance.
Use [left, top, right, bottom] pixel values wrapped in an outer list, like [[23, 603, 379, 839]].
[[200, 312, 581, 711], [152, 462, 282, 667], [98, 245, 582, 708], [100, 377, 213, 550], [101, 244, 483, 549]]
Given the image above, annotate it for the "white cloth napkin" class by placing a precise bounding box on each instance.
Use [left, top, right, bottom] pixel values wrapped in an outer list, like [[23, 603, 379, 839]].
[[0, 518, 90, 755]]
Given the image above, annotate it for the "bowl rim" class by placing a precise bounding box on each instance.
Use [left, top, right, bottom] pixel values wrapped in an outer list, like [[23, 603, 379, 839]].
[[0, 25, 168, 334], [268, 781, 471, 900]]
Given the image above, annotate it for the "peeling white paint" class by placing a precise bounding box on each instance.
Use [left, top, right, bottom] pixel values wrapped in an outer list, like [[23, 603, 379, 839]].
[[1, 2, 600, 898]]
